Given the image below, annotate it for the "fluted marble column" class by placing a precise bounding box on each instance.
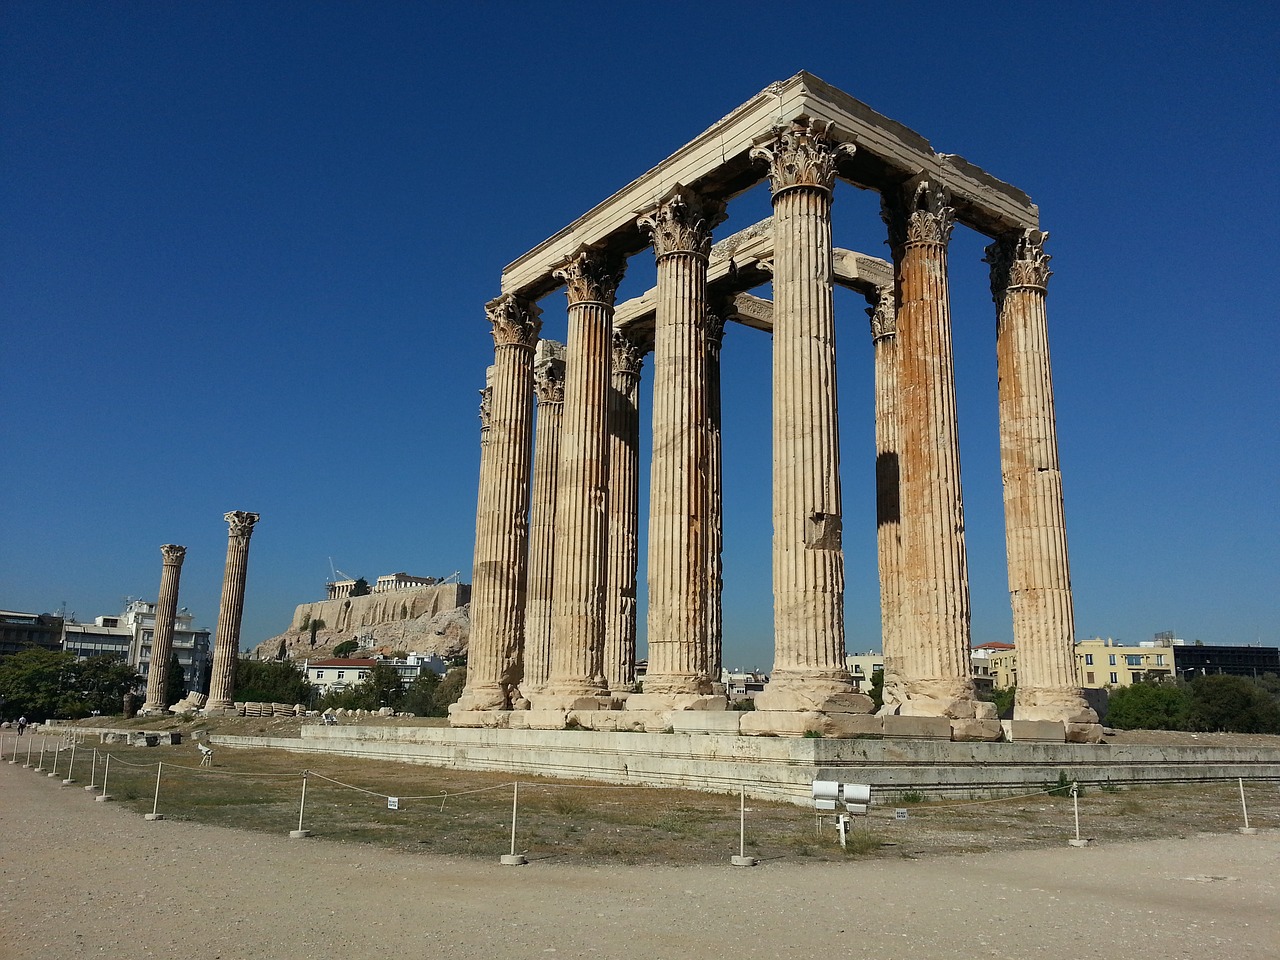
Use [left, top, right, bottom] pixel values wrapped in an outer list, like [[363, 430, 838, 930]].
[[986, 229, 1098, 735], [632, 188, 719, 706], [206, 511, 260, 711], [537, 247, 625, 706], [881, 179, 979, 718], [142, 544, 186, 714], [455, 296, 541, 713], [751, 119, 866, 713], [869, 287, 906, 713], [705, 311, 726, 690], [523, 340, 566, 695], [605, 330, 644, 695]]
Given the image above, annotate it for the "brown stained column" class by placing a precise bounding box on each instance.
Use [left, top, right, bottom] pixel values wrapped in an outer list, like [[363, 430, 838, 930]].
[[985, 230, 1099, 736], [705, 311, 726, 690], [605, 331, 644, 695], [523, 340, 566, 696], [751, 120, 866, 714], [206, 511, 260, 711], [455, 296, 541, 713], [881, 179, 980, 719], [536, 247, 626, 707], [868, 288, 906, 713], [142, 544, 186, 714], [631, 188, 720, 707]]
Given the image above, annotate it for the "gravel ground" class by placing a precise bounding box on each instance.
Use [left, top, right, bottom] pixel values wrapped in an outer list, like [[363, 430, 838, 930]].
[[2, 758, 1276, 960]]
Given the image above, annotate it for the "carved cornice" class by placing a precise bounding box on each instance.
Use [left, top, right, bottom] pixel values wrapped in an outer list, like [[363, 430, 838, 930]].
[[224, 511, 260, 539], [868, 287, 897, 342], [881, 178, 955, 251], [983, 229, 1052, 304], [611, 329, 646, 379], [638, 188, 721, 261], [160, 544, 187, 565], [750, 118, 854, 196], [485, 294, 542, 349], [554, 247, 626, 306], [533, 358, 566, 404]]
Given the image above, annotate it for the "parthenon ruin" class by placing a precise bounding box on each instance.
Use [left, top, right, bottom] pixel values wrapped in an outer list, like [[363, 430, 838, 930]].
[[454, 72, 1101, 743]]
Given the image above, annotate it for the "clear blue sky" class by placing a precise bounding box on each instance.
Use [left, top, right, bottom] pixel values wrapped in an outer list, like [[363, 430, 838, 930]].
[[3, 2, 1277, 668]]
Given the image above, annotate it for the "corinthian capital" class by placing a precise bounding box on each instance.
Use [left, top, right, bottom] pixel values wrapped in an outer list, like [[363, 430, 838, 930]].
[[881, 178, 955, 251], [554, 247, 626, 306], [638, 187, 722, 261], [533, 356, 566, 404], [984, 229, 1052, 302], [751, 117, 854, 195], [478, 385, 492, 431], [485, 294, 542, 348], [611, 329, 646, 378], [224, 511, 260, 539], [160, 544, 187, 565], [867, 286, 897, 341]]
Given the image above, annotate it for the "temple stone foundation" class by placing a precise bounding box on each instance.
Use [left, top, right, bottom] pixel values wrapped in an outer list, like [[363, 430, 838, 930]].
[[455, 72, 1101, 743]]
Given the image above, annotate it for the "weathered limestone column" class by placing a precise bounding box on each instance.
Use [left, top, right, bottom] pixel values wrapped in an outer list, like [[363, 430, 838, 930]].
[[750, 119, 867, 714], [631, 188, 720, 708], [142, 544, 186, 714], [985, 229, 1100, 739], [454, 296, 541, 713], [605, 330, 644, 695], [705, 311, 726, 691], [206, 511, 260, 711], [523, 340, 566, 696], [868, 287, 906, 713], [881, 179, 984, 721], [536, 247, 625, 708]]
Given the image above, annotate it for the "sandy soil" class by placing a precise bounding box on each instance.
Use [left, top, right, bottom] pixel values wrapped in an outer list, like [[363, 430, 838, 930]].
[[2, 758, 1276, 960]]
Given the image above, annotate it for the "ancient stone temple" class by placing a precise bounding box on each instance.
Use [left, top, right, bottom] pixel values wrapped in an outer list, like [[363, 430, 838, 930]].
[[453, 72, 1100, 743]]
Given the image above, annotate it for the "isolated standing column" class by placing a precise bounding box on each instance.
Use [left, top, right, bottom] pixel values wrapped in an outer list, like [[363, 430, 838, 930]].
[[455, 295, 541, 712], [142, 544, 186, 714], [206, 511, 260, 711], [881, 179, 977, 717], [985, 229, 1098, 735], [537, 247, 625, 706], [705, 311, 726, 689], [605, 330, 644, 695], [523, 340, 566, 696], [751, 119, 863, 712]]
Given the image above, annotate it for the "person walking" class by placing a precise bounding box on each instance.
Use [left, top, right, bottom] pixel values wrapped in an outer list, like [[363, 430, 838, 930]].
[[17, 716, 27, 736]]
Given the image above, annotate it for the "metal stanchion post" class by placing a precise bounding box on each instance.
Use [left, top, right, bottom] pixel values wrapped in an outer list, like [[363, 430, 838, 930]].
[[24, 736, 34, 767], [731, 785, 758, 866], [34, 738, 46, 772], [85, 749, 99, 792], [289, 771, 311, 838], [1238, 778, 1257, 835], [95, 753, 113, 802], [500, 781, 527, 865], [145, 763, 165, 820], [62, 741, 78, 785], [1068, 782, 1088, 847]]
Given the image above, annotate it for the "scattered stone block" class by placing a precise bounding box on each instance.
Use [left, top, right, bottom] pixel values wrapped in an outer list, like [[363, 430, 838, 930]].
[[671, 713, 742, 735], [950, 719, 1004, 742], [1004, 720, 1067, 742], [882, 715, 953, 739]]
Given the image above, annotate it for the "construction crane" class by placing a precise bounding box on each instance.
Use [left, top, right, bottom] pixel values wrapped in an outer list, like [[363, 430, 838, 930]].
[[328, 557, 357, 583]]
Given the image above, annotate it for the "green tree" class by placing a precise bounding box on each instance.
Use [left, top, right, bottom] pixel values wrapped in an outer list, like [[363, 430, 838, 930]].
[[1186, 674, 1280, 734], [333, 639, 359, 658], [0, 649, 141, 720], [350, 577, 371, 597], [868, 668, 884, 711], [432, 667, 467, 715], [365, 661, 405, 710], [165, 652, 187, 705], [978, 686, 1017, 720], [1104, 681, 1191, 730], [234, 658, 313, 705], [76, 655, 143, 715], [401, 670, 441, 716], [308, 618, 325, 646]]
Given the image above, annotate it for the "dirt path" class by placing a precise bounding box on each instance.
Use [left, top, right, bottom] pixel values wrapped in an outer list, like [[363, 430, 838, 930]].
[[2, 761, 1276, 960]]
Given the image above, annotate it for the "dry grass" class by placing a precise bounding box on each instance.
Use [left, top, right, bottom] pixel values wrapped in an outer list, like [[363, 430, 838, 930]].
[[62, 741, 1280, 866]]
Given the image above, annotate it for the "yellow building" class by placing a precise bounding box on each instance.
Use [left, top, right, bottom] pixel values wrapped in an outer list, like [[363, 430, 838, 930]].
[[987, 637, 1176, 690]]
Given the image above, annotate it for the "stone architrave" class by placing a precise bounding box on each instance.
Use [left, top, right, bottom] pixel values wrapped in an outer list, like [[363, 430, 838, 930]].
[[535, 247, 626, 708], [881, 179, 982, 720], [750, 119, 867, 714], [868, 287, 906, 713], [605, 330, 644, 695], [523, 340, 566, 696], [142, 544, 187, 714], [631, 188, 721, 709], [206, 511, 260, 711], [985, 230, 1099, 735], [455, 296, 541, 713], [705, 310, 726, 690]]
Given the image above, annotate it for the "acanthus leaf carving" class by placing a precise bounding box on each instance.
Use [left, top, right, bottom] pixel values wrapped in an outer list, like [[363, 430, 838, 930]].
[[160, 544, 187, 565], [554, 247, 626, 306], [881, 178, 955, 251], [984, 229, 1052, 305], [867, 286, 897, 341], [638, 187, 720, 260], [484, 294, 542, 348], [751, 117, 854, 195], [533, 357, 566, 404], [224, 511, 260, 539], [611, 329, 646, 378]]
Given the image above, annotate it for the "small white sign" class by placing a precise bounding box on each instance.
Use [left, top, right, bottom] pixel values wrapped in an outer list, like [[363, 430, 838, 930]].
[[387, 797, 399, 810], [894, 808, 908, 821]]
